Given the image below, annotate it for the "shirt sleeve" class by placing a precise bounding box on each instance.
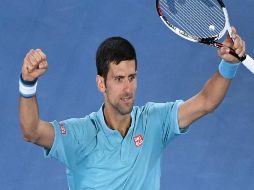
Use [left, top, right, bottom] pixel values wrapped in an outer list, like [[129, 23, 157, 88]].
[[44, 117, 97, 169], [145, 100, 189, 147], [162, 100, 189, 146]]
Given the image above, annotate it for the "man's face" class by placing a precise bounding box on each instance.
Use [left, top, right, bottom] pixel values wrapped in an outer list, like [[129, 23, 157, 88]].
[[101, 60, 137, 115]]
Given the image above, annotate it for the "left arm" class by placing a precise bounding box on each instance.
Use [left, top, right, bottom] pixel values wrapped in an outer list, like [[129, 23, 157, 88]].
[[178, 27, 245, 129]]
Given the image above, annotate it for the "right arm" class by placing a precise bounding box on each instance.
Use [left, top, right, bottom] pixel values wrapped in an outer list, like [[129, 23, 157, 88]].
[[19, 49, 54, 149]]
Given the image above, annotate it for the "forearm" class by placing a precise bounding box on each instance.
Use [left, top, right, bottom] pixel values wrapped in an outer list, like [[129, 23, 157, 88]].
[[178, 70, 232, 128], [19, 96, 40, 141], [201, 71, 231, 112]]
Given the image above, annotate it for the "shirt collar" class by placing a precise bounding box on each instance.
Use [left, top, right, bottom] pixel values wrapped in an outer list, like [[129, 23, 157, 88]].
[[96, 104, 136, 138]]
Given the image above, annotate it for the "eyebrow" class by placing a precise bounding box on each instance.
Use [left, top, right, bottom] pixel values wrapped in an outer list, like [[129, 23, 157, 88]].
[[129, 73, 137, 77], [113, 72, 137, 78]]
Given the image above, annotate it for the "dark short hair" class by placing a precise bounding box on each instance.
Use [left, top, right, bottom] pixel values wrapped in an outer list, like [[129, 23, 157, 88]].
[[96, 37, 137, 79]]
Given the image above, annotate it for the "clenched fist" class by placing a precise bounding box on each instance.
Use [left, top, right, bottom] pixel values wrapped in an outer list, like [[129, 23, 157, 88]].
[[22, 49, 48, 81]]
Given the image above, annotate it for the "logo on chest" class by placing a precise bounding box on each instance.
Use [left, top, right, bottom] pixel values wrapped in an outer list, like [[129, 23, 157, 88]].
[[133, 134, 144, 147]]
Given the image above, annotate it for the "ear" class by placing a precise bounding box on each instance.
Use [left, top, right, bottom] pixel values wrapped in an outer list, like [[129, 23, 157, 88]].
[[96, 75, 106, 93]]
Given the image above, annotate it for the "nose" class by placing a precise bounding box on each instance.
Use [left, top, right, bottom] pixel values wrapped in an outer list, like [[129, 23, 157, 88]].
[[123, 79, 131, 93]]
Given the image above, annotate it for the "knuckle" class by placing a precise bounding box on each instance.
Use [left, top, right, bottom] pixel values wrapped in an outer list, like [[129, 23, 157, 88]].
[[39, 51, 46, 60], [34, 53, 42, 62], [42, 52, 47, 60], [28, 56, 35, 63]]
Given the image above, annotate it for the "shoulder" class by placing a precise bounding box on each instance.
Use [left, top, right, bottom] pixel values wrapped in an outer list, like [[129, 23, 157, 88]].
[[60, 115, 96, 129], [138, 100, 183, 113], [54, 113, 99, 141]]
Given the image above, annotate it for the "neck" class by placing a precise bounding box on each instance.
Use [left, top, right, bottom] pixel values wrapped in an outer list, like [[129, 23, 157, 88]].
[[103, 105, 131, 137]]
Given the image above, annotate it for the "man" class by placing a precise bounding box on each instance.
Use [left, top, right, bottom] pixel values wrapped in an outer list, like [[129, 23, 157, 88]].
[[19, 27, 245, 189]]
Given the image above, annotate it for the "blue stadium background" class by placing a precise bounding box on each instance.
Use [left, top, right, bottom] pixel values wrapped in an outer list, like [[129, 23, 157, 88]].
[[0, 0, 254, 189]]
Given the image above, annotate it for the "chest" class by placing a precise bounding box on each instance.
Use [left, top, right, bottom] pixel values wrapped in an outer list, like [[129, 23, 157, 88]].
[[72, 115, 164, 189], [78, 116, 163, 170]]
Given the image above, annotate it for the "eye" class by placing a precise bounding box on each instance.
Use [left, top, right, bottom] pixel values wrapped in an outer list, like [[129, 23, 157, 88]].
[[114, 76, 124, 82], [128, 74, 136, 82]]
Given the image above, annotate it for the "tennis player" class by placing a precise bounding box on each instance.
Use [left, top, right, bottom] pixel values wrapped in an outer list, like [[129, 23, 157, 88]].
[[19, 27, 245, 189]]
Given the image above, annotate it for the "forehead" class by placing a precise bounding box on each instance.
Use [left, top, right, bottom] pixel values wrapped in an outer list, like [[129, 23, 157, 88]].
[[108, 60, 136, 76]]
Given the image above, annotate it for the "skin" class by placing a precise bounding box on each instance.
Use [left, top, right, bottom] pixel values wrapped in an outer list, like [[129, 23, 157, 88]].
[[19, 27, 245, 149], [96, 60, 137, 137]]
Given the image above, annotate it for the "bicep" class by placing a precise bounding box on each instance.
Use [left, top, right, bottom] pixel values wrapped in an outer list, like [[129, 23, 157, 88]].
[[34, 120, 55, 149], [178, 92, 209, 129]]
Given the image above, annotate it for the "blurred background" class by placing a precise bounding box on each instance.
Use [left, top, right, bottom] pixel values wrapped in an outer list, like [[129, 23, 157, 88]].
[[0, 0, 253, 189]]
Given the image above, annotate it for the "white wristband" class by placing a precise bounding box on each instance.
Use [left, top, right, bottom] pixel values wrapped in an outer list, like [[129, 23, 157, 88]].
[[19, 78, 38, 98]]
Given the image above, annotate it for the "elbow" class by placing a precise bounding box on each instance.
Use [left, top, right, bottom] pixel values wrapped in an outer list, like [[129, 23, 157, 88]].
[[22, 133, 35, 143], [20, 124, 39, 143]]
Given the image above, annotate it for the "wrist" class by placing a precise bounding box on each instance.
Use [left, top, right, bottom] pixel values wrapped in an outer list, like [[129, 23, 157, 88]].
[[19, 74, 38, 98], [20, 74, 37, 85], [218, 59, 240, 79]]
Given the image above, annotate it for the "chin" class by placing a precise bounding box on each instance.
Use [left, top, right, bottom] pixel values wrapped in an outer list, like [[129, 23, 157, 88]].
[[118, 104, 134, 115]]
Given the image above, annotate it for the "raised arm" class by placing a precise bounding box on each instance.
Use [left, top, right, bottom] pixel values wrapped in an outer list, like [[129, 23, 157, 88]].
[[178, 27, 245, 129], [19, 49, 54, 149]]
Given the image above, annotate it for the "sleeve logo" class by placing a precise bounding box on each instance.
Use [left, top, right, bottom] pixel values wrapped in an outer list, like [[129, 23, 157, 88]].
[[59, 122, 67, 135], [133, 135, 144, 147]]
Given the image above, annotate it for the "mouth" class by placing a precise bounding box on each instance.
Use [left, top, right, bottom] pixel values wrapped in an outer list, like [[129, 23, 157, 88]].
[[120, 96, 133, 104]]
